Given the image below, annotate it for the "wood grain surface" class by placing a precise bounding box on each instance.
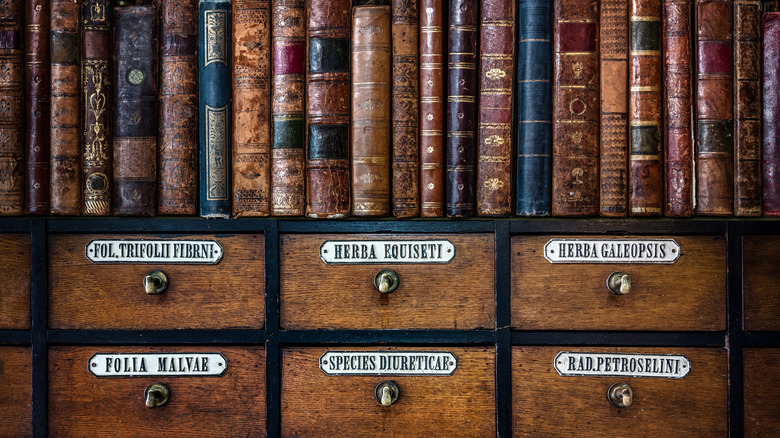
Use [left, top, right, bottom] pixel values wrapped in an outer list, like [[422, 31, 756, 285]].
[[744, 348, 780, 437], [281, 346, 495, 436], [280, 234, 494, 329], [511, 235, 726, 330], [0, 347, 31, 437], [48, 234, 264, 329], [743, 236, 780, 330], [0, 234, 30, 329]]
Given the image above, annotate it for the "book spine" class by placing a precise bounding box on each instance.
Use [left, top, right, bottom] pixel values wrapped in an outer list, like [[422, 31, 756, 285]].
[[446, 0, 478, 218], [0, 0, 22, 215], [552, 0, 600, 216], [599, 0, 628, 217], [767, 1, 780, 12], [391, 0, 419, 218], [306, 0, 351, 218], [419, 0, 444, 217], [232, 0, 271, 216], [271, 0, 305, 216], [25, 0, 50, 215], [664, 0, 693, 216], [696, 0, 733, 216], [515, 0, 552, 216], [199, 0, 232, 218], [82, 0, 112, 216], [763, 12, 780, 215], [733, 0, 762, 216], [112, 5, 157, 217], [476, 0, 513, 216]]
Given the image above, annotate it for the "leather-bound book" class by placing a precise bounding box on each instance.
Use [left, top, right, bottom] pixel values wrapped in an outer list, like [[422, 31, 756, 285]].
[[516, 0, 552, 216], [552, 0, 600, 217], [695, 0, 733, 216], [763, 12, 780, 215], [158, 0, 198, 216], [733, 0, 762, 216], [82, 0, 112, 216], [767, 1, 780, 12], [628, 0, 662, 216], [0, 0, 22, 215], [199, 0, 231, 218], [25, 0, 50, 215], [599, 0, 628, 217], [419, 0, 444, 217], [306, 0, 351, 218], [664, 0, 693, 217], [112, 5, 157, 217], [446, 0, 478, 218], [391, 0, 419, 218], [476, 0, 513, 216], [232, 0, 271, 216], [271, 0, 305, 216]]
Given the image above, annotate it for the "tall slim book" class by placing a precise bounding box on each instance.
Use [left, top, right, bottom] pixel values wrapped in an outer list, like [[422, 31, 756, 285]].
[[763, 12, 780, 215], [0, 0, 22, 215], [25, 0, 50, 215]]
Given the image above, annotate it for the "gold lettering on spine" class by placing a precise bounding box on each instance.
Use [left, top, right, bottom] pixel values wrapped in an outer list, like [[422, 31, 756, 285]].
[[205, 10, 227, 67], [206, 105, 228, 200]]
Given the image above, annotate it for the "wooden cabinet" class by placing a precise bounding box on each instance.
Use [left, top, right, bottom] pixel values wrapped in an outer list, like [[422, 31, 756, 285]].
[[0, 234, 30, 330], [0, 347, 32, 437]]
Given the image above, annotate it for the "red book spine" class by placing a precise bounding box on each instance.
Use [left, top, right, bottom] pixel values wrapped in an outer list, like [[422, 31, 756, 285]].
[[419, 0, 444, 217], [25, 0, 50, 214]]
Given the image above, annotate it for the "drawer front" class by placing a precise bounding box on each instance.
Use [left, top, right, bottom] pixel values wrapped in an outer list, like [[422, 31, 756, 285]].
[[744, 348, 780, 437], [513, 346, 727, 437], [0, 234, 30, 329], [48, 346, 265, 436], [0, 347, 31, 437], [280, 234, 494, 329], [511, 235, 726, 330], [743, 236, 780, 330], [281, 347, 495, 436], [48, 234, 264, 329]]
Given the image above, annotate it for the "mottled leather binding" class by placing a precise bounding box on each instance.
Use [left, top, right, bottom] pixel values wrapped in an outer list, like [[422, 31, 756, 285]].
[[664, 0, 692, 216], [391, 0, 419, 218], [306, 0, 351, 218], [232, 0, 271, 216], [446, 0, 478, 218], [476, 0, 513, 216], [0, 0, 22, 215], [159, 0, 198, 216], [199, 0, 231, 218], [696, 0, 733, 216], [516, 0, 552, 216], [112, 5, 157, 216], [271, 0, 305, 216], [733, 0, 762, 216], [599, 0, 628, 217], [763, 12, 780, 215], [419, 0, 444, 217], [82, 0, 112, 216], [552, 0, 600, 216], [25, 0, 50, 215]]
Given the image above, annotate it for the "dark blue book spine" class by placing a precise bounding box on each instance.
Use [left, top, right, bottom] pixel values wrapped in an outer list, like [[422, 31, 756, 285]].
[[199, 0, 231, 218], [515, 0, 552, 216]]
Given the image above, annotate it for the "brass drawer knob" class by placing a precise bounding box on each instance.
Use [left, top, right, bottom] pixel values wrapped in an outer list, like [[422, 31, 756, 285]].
[[144, 383, 170, 408], [607, 382, 633, 408], [606, 271, 631, 295], [144, 270, 169, 295], [374, 269, 399, 294], [374, 380, 400, 407]]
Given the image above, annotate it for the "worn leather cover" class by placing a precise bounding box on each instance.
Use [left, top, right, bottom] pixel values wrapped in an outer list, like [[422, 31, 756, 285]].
[[599, 0, 628, 217], [0, 0, 22, 215], [112, 6, 157, 216], [419, 0, 444, 217], [271, 0, 305, 216], [552, 0, 600, 216], [82, 0, 112, 216], [232, 0, 270, 216], [763, 12, 780, 215], [696, 0, 733, 216], [306, 0, 351, 218], [476, 0, 513, 216], [664, 0, 692, 216], [516, 0, 552, 216], [25, 0, 50, 215], [158, 0, 198, 215], [446, 0, 478, 218]]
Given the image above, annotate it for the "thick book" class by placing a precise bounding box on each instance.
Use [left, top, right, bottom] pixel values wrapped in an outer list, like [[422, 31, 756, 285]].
[[112, 5, 157, 216], [0, 0, 22, 216], [25, 0, 50, 215], [199, 0, 232, 218], [516, 0, 552, 216], [476, 0, 513, 216], [763, 12, 780, 215], [552, 0, 600, 217], [419, 0, 444, 217], [232, 0, 271, 216]]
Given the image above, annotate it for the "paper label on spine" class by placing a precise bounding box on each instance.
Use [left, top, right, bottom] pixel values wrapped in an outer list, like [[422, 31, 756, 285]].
[[554, 352, 690, 379], [85, 239, 223, 264], [319, 240, 455, 264], [320, 351, 458, 376], [89, 353, 227, 377], [544, 239, 680, 264]]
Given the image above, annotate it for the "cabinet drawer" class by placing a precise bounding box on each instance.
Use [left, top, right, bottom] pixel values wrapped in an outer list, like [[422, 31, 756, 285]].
[[0, 234, 30, 329], [48, 234, 264, 329], [281, 347, 495, 436], [0, 347, 31, 437], [743, 236, 780, 330], [280, 234, 494, 329], [48, 346, 264, 436], [511, 235, 726, 330], [513, 346, 727, 436], [744, 348, 780, 437]]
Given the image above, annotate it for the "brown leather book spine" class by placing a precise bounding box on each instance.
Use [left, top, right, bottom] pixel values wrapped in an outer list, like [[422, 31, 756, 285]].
[[764, 12, 780, 215], [476, 0, 513, 216], [391, 0, 419, 218], [695, 0, 733, 216], [552, 0, 600, 216], [25, 0, 50, 215], [599, 0, 628, 217], [232, 0, 271, 216], [664, 0, 693, 216], [0, 0, 23, 215], [419, 0, 444, 217], [733, 0, 761, 216]]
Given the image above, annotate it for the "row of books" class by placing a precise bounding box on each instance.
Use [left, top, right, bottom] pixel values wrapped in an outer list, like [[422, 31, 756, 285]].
[[0, 0, 779, 218]]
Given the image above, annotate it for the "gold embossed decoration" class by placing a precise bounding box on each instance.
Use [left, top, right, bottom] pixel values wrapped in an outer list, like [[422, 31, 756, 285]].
[[205, 10, 227, 67], [206, 105, 228, 200], [485, 68, 506, 80], [127, 68, 145, 85]]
